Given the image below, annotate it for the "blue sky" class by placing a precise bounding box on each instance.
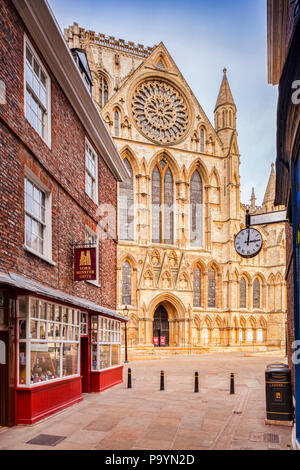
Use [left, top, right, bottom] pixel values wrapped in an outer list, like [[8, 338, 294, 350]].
[[48, 0, 278, 206]]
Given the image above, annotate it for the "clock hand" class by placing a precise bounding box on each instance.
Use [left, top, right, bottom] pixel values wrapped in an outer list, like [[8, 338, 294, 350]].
[[247, 229, 250, 246]]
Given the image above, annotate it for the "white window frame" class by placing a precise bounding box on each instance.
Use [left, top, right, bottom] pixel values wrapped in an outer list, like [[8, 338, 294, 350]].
[[85, 225, 100, 287], [24, 167, 54, 266], [17, 297, 82, 388], [85, 138, 98, 205], [24, 34, 51, 147], [91, 315, 121, 372]]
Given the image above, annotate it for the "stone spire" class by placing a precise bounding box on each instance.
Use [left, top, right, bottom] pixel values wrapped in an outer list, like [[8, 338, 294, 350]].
[[263, 163, 276, 207], [214, 68, 236, 113], [250, 187, 256, 211]]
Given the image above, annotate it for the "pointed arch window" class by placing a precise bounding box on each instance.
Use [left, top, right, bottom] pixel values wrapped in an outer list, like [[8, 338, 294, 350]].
[[200, 128, 205, 153], [99, 75, 109, 108], [240, 277, 247, 309], [151, 160, 174, 245], [229, 110, 232, 127], [253, 278, 261, 309], [122, 261, 132, 305], [193, 266, 202, 307], [190, 170, 203, 247], [222, 110, 225, 128], [119, 157, 134, 241], [114, 110, 120, 137], [208, 267, 216, 308]]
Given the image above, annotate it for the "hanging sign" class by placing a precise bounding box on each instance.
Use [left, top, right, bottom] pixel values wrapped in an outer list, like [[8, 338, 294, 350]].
[[153, 337, 159, 346], [74, 247, 97, 281], [160, 337, 166, 346]]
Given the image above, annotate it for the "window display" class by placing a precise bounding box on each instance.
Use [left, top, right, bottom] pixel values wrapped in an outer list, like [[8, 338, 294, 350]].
[[91, 315, 121, 371], [17, 297, 82, 386]]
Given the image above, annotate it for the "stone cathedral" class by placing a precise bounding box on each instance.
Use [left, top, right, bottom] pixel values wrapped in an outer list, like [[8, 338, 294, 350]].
[[65, 23, 287, 358]]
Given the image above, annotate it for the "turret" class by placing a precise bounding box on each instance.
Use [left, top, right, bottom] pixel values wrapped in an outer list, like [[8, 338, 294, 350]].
[[214, 68, 237, 152]]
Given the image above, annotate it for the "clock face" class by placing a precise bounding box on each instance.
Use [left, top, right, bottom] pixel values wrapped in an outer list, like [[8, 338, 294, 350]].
[[234, 228, 263, 259]]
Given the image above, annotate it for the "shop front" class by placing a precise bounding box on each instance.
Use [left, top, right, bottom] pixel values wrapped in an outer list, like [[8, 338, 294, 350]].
[[0, 272, 127, 427]]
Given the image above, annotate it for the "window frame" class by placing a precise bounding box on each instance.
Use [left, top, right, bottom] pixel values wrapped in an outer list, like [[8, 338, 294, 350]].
[[24, 167, 54, 265], [24, 35, 51, 147], [85, 138, 99, 205], [17, 296, 82, 388], [91, 315, 121, 372], [190, 169, 204, 249]]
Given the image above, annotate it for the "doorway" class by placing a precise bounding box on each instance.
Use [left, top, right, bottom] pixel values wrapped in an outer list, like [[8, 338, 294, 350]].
[[0, 331, 8, 427], [153, 305, 169, 347], [80, 336, 89, 393]]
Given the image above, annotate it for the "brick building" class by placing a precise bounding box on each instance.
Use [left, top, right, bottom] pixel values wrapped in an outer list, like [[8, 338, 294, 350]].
[[0, 0, 128, 427], [267, 0, 300, 448]]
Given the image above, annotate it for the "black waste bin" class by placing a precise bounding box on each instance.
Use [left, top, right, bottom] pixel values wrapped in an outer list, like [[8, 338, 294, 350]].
[[265, 363, 293, 421]]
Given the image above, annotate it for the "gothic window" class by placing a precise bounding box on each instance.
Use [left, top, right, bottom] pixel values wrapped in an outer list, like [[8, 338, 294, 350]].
[[208, 267, 216, 308], [222, 110, 225, 128], [151, 160, 174, 245], [122, 261, 132, 305], [193, 266, 202, 307], [253, 278, 261, 309], [114, 110, 120, 137], [240, 278, 247, 309], [200, 128, 205, 153], [99, 75, 108, 108], [229, 110, 232, 127], [119, 158, 134, 241], [190, 170, 203, 247]]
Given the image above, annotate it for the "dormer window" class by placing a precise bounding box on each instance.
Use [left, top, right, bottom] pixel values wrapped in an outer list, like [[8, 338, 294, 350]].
[[71, 49, 93, 94]]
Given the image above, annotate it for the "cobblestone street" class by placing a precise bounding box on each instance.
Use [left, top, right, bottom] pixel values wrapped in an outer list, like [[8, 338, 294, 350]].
[[0, 353, 293, 450]]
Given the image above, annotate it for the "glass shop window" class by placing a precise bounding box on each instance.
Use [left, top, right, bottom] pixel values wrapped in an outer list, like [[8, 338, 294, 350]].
[[17, 296, 81, 387], [91, 315, 121, 371]]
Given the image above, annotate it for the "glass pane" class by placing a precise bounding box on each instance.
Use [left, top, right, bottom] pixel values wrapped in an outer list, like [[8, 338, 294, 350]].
[[111, 344, 120, 366], [18, 298, 28, 319], [62, 307, 68, 323], [40, 301, 47, 320], [48, 304, 55, 321], [30, 343, 57, 383], [30, 320, 38, 339], [49, 343, 61, 379], [30, 298, 39, 318], [0, 309, 5, 327], [40, 322, 46, 340], [62, 344, 78, 377], [19, 342, 27, 385], [99, 344, 110, 370], [55, 306, 61, 322], [92, 344, 97, 371], [47, 323, 54, 340]]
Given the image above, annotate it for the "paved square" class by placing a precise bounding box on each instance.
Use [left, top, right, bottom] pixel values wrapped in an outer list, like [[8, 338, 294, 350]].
[[0, 353, 293, 450]]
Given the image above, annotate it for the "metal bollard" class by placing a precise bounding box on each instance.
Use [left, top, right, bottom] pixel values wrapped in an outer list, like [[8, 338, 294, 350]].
[[128, 368, 132, 389], [230, 373, 235, 394], [194, 372, 199, 393], [160, 370, 165, 391]]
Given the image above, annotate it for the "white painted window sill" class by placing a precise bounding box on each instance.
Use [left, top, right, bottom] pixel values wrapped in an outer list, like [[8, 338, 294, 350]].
[[24, 245, 56, 266]]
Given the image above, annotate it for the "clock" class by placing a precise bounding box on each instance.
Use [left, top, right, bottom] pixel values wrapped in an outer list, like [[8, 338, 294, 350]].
[[234, 228, 263, 259]]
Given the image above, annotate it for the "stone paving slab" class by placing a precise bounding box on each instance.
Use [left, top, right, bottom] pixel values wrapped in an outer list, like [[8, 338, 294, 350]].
[[0, 352, 293, 450]]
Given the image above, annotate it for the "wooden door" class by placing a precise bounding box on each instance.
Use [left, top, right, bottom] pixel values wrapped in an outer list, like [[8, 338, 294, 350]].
[[153, 306, 169, 347]]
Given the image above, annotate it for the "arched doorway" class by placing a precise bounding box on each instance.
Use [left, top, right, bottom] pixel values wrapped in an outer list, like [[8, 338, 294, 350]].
[[153, 306, 169, 347]]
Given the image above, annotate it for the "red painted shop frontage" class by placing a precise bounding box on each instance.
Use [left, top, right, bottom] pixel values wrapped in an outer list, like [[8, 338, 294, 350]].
[[0, 273, 128, 426]]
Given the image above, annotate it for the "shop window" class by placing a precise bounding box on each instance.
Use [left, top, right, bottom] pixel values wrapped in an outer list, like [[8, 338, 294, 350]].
[[85, 138, 98, 204], [91, 316, 121, 371], [80, 312, 88, 335], [25, 37, 51, 145], [17, 297, 82, 386]]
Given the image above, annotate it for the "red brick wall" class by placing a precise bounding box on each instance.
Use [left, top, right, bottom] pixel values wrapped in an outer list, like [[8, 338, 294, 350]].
[[0, 0, 117, 310]]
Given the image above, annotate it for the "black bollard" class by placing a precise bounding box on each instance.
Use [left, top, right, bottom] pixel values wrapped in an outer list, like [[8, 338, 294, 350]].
[[128, 368, 132, 389], [194, 372, 199, 393], [160, 370, 165, 391], [230, 373, 235, 394]]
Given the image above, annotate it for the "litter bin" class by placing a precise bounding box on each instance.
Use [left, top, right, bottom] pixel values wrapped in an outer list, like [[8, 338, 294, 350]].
[[265, 363, 293, 422]]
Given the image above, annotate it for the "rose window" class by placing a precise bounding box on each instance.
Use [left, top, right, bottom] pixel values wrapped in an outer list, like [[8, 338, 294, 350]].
[[131, 80, 189, 144]]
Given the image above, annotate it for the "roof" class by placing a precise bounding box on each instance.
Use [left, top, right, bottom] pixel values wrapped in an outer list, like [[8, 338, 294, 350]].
[[0, 271, 128, 322]]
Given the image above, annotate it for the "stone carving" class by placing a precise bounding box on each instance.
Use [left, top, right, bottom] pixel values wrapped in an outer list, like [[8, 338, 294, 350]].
[[131, 79, 189, 145]]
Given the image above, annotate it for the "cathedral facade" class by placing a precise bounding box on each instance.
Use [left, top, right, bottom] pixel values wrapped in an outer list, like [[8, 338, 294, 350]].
[[64, 24, 287, 357]]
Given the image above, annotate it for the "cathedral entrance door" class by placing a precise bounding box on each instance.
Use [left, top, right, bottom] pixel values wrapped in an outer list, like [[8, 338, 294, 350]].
[[153, 306, 169, 347]]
